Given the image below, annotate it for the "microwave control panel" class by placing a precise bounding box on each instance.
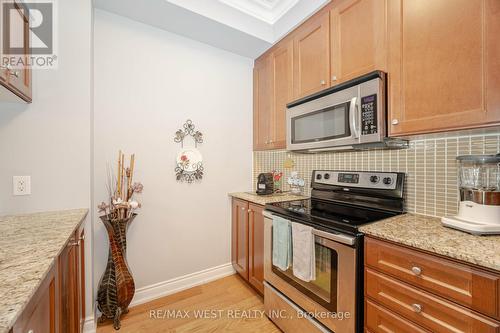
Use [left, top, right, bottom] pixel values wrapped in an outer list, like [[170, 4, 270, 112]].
[[361, 94, 377, 135]]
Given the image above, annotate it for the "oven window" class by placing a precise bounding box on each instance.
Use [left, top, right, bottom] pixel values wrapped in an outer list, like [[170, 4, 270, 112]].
[[291, 102, 351, 144], [272, 237, 338, 312]]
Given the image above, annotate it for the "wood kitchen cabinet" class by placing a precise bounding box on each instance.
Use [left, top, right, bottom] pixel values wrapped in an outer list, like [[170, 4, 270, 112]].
[[232, 198, 249, 280], [387, 0, 500, 136], [59, 224, 86, 333], [231, 198, 265, 295], [0, 0, 32, 103], [253, 55, 273, 150], [292, 11, 330, 99], [248, 203, 264, 294], [254, 40, 293, 151], [13, 264, 58, 333], [364, 237, 500, 333], [330, 0, 387, 84]]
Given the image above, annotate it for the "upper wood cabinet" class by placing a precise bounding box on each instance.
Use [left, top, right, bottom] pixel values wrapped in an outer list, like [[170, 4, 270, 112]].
[[330, 0, 387, 84], [0, 0, 32, 103], [253, 56, 273, 150], [271, 40, 293, 149], [293, 12, 330, 99], [387, 0, 500, 136], [254, 41, 293, 151]]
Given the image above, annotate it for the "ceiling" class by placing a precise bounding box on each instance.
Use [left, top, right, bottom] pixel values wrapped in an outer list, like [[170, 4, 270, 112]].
[[218, 0, 300, 24], [94, 0, 329, 58]]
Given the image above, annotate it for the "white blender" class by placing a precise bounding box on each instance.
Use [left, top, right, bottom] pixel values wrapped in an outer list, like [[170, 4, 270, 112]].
[[442, 154, 500, 234]]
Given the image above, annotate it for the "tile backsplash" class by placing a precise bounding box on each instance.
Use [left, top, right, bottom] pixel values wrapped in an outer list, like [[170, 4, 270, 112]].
[[253, 133, 500, 218]]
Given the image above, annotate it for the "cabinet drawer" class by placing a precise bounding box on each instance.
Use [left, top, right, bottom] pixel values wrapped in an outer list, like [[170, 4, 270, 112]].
[[365, 237, 500, 319], [365, 299, 430, 333], [366, 268, 500, 333], [264, 283, 329, 333]]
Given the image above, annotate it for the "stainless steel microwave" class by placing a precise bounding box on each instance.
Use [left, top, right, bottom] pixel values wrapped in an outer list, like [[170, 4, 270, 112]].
[[286, 71, 407, 152]]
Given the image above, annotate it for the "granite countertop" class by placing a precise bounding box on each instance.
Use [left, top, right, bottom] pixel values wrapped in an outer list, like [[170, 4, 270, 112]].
[[360, 213, 500, 272], [0, 209, 88, 333], [229, 192, 309, 206]]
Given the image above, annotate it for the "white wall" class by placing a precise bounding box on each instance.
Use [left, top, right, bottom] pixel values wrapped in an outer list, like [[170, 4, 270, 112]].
[[94, 9, 253, 294], [0, 0, 94, 324]]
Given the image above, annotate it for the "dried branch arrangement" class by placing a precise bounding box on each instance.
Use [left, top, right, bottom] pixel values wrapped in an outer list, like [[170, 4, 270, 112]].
[[98, 150, 144, 219]]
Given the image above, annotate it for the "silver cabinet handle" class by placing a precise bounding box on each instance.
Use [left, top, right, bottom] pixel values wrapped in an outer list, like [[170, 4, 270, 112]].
[[28, 330, 34, 333], [269, 140, 273, 143], [248, 209, 252, 213], [412, 303, 423, 313], [331, 75, 337, 81], [411, 266, 422, 276], [241, 207, 245, 211], [320, 80, 326, 85], [69, 239, 80, 246], [392, 119, 399, 125], [79, 234, 85, 241]]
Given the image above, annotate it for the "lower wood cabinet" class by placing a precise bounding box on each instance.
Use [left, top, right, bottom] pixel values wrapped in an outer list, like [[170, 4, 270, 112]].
[[59, 223, 85, 333], [231, 198, 264, 294], [364, 236, 500, 333], [13, 263, 57, 333], [12, 223, 85, 333]]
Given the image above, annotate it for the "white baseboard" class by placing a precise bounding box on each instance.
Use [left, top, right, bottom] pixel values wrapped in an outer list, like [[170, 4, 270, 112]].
[[130, 263, 235, 307], [83, 315, 96, 333]]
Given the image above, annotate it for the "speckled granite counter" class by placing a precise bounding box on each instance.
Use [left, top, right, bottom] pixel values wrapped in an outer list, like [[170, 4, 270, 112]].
[[360, 213, 500, 272], [229, 192, 308, 206], [0, 209, 88, 333]]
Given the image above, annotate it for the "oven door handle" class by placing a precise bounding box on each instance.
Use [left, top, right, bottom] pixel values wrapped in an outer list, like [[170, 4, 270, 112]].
[[349, 97, 360, 139], [264, 211, 356, 246], [313, 229, 356, 246]]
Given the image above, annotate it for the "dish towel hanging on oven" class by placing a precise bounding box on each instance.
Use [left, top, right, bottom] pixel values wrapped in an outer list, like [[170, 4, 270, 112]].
[[272, 215, 292, 271], [291, 222, 316, 282]]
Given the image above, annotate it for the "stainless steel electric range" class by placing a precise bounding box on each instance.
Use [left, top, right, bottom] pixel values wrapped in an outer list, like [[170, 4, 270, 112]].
[[263, 170, 405, 333]]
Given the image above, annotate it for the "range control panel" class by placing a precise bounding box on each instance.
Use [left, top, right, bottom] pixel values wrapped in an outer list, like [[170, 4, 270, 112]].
[[314, 170, 398, 190], [361, 94, 378, 135]]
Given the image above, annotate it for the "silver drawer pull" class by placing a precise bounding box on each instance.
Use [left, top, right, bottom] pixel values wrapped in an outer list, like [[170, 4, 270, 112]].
[[411, 266, 422, 276], [412, 303, 423, 313], [28, 330, 34, 333]]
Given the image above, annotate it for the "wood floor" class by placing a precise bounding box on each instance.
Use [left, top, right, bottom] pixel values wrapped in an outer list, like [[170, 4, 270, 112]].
[[97, 274, 280, 333]]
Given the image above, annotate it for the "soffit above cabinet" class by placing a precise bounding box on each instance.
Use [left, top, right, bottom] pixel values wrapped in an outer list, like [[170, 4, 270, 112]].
[[94, 0, 330, 58]]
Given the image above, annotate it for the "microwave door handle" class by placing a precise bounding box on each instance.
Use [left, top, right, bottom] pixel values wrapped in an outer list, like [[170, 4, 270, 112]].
[[349, 97, 360, 139]]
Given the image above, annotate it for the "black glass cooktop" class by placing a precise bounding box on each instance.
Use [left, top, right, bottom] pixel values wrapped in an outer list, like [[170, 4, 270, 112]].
[[265, 199, 399, 235]]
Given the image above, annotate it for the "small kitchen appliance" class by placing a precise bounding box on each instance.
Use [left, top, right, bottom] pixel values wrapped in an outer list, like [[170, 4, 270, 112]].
[[256, 172, 274, 195], [442, 154, 500, 234], [263, 170, 405, 333], [286, 71, 408, 152]]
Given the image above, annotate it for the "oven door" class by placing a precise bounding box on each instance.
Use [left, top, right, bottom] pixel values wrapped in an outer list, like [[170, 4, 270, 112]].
[[263, 212, 357, 333], [286, 85, 360, 151]]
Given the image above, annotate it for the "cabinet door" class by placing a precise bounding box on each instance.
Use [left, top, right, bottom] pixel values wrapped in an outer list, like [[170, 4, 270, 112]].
[[253, 56, 274, 150], [271, 40, 293, 149], [232, 198, 249, 280], [330, 0, 386, 84], [77, 226, 85, 332], [293, 12, 330, 99], [388, 0, 498, 136], [59, 234, 80, 333], [13, 264, 57, 333], [248, 203, 264, 295], [2, 1, 32, 102]]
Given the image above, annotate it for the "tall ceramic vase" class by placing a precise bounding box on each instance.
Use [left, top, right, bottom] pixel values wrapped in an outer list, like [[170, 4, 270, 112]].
[[97, 214, 136, 330]]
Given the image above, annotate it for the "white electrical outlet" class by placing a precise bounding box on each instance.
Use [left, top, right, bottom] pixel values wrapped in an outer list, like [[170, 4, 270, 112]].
[[13, 176, 31, 196]]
